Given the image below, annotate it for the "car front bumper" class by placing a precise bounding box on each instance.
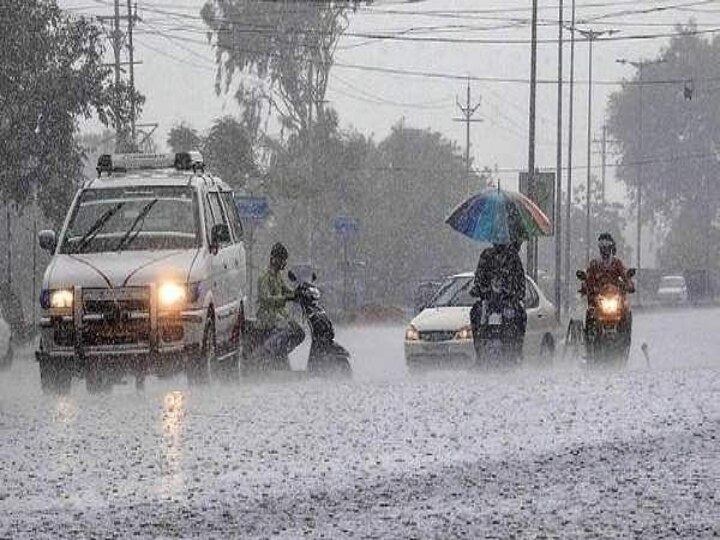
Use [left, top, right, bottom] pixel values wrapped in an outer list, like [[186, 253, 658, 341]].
[[404, 338, 475, 366]]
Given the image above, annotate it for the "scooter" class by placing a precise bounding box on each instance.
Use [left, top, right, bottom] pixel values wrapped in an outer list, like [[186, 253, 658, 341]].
[[288, 271, 352, 376], [241, 271, 352, 376], [576, 268, 635, 364], [470, 278, 524, 369]]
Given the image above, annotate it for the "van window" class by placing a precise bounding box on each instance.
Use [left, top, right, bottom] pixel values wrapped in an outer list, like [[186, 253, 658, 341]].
[[207, 192, 231, 248], [220, 192, 244, 243]]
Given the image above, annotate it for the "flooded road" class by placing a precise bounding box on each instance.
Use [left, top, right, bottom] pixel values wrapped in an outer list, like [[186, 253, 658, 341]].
[[1, 308, 718, 537]]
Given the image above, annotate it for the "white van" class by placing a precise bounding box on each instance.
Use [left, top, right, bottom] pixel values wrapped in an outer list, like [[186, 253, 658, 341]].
[[36, 152, 247, 392]]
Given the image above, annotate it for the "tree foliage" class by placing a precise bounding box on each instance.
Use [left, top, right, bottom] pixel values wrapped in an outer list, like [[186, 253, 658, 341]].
[[0, 0, 124, 225], [167, 123, 203, 154], [607, 26, 720, 268], [201, 0, 368, 139]]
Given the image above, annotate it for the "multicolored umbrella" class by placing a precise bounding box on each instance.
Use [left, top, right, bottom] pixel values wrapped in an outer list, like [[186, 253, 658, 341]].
[[445, 187, 552, 244]]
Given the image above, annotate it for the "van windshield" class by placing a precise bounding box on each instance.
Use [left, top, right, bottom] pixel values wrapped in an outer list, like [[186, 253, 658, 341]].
[[60, 186, 200, 254]]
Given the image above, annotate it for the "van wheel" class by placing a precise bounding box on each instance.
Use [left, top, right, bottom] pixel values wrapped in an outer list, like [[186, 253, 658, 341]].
[[85, 358, 109, 394], [40, 358, 72, 395], [188, 318, 214, 385], [539, 334, 555, 363]]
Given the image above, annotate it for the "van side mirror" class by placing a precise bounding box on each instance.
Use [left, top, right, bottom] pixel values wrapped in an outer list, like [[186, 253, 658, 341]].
[[576, 270, 587, 281], [38, 230, 56, 253], [288, 271, 297, 282], [210, 224, 230, 254], [626, 268, 636, 278], [311, 272, 317, 282]]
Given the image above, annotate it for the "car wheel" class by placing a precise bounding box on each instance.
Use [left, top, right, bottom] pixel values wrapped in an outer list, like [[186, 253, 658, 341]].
[[188, 317, 214, 385], [39, 358, 72, 395]]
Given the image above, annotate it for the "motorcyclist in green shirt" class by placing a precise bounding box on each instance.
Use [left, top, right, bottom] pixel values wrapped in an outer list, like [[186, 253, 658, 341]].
[[256, 242, 305, 365]]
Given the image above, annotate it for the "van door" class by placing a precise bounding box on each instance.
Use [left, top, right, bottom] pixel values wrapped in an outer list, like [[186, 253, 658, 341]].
[[206, 191, 235, 341]]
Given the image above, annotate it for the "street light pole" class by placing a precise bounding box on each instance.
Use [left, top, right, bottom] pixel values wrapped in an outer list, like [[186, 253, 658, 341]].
[[575, 28, 617, 264], [527, 0, 539, 281], [554, 0, 564, 323], [563, 0, 576, 315]]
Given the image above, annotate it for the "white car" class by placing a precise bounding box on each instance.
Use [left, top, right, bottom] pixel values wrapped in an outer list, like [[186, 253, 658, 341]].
[[36, 152, 247, 392], [404, 272, 559, 368], [656, 275, 688, 305]]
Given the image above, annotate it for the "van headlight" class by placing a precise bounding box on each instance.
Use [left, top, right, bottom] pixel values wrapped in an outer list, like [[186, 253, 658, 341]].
[[41, 289, 74, 310], [454, 325, 473, 340], [159, 282, 187, 308], [405, 324, 420, 341]]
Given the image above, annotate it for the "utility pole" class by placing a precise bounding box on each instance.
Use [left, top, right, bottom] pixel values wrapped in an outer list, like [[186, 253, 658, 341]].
[[454, 79, 482, 196], [127, 0, 137, 147], [98, 1, 142, 152], [527, 0, 539, 281], [113, 0, 123, 150], [564, 0, 576, 315], [554, 0, 564, 323]]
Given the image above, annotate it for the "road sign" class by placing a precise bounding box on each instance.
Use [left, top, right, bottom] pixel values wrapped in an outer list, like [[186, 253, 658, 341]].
[[235, 195, 269, 222], [334, 216, 360, 236]]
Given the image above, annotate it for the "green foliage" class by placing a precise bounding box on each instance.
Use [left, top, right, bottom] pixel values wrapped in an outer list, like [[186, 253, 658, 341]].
[[204, 117, 258, 189], [201, 0, 368, 137], [607, 26, 720, 268], [0, 0, 121, 225], [167, 123, 203, 154]]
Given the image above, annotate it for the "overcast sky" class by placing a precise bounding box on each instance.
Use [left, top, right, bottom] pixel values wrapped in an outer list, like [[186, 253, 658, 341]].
[[58, 0, 714, 201]]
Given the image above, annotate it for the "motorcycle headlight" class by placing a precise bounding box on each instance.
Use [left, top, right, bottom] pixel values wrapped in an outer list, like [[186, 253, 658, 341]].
[[159, 282, 187, 309], [405, 324, 420, 341], [599, 295, 620, 315], [454, 325, 473, 340], [41, 289, 74, 310]]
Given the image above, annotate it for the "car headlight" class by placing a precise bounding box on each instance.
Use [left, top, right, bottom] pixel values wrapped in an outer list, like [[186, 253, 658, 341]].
[[454, 325, 473, 340], [405, 324, 420, 341], [42, 289, 73, 310], [159, 282, 187, 308]]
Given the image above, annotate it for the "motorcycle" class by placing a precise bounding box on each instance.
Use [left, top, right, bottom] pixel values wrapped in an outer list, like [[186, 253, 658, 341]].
[[470, 277, 524, 369], [576, 268, 635, 364], [241, 271, 352, 376]]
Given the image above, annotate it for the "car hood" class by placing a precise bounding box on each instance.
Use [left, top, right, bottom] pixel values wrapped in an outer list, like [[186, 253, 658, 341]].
[[45, 249, 199, 289], [410, 306, 470, 331]]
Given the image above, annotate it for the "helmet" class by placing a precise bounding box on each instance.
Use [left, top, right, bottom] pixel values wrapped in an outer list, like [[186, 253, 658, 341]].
[[598, 232, 616, 259], [270, 242, 288, 261]]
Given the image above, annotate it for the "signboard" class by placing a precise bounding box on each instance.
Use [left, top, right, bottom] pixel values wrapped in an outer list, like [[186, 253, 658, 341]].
[[334, 216, 360, 236], [234, 195, 269, 222], [519, 171, 555, 235]]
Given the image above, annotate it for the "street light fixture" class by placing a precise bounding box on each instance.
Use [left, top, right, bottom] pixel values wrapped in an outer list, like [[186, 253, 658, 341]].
[[616, 56, 667, 304]]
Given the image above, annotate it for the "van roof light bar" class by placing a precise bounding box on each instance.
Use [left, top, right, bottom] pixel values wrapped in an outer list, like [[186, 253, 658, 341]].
[[97, 152, 205, 176]]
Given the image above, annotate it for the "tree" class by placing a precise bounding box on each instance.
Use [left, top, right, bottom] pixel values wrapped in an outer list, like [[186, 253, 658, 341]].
[[204, 117, 258, 189], [0, 0, 124, 225], [607, 25, 720, 268], [201, 0, 368, 139], [167, 123, 203, 153], [356, 122, 484, 304]]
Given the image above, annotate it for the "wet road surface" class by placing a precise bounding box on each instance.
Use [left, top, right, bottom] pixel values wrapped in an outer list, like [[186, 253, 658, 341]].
[[1, 308, 718, 538]]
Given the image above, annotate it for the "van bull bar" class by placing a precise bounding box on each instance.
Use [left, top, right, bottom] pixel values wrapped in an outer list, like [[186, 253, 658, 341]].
[[36, 285, 205, 368]]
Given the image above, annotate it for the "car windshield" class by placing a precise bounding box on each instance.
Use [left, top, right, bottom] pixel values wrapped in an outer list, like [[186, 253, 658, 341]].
[[427, 276, 475, 307], [660, 276, 685, 288], [60, 186, 200, 254]]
